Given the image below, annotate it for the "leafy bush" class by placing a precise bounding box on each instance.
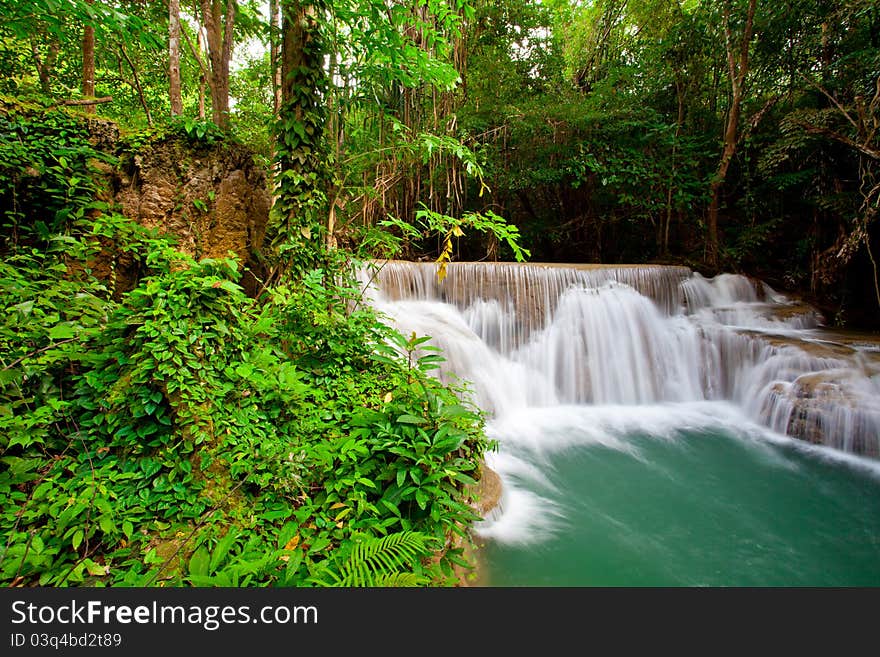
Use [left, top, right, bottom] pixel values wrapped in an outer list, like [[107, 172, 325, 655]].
[[0, 102, 491, 587], [0, 97, 115, 247], [0, 209, 491, 587]]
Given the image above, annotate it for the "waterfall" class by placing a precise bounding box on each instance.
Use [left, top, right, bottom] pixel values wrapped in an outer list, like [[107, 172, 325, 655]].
[[360, 260, 880, 459]]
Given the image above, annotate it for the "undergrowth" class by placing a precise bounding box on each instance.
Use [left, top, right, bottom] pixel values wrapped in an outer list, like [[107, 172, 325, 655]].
[[0, 100, 493, 587]]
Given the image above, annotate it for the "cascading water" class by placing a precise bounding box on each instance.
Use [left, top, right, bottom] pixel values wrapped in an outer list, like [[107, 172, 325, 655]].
[[359, 260, 880, 585]]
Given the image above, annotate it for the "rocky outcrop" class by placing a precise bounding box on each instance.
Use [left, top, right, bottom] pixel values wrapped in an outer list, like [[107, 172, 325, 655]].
[[469, 464, 503, 516], [753, 331, 880, 458], [764, 370, 880, 458], [112, 136, 270, 271]]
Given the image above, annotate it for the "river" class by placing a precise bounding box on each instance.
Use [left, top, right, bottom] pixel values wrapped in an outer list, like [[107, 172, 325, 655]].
[[361, 261, 880, 586]]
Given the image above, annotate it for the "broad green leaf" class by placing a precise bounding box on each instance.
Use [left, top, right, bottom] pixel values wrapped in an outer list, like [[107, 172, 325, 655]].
[[188, 546, 210, 577], [396, 414, 426, 425]]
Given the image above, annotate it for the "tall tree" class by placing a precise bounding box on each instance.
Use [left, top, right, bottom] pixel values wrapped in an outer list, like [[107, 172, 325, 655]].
[[706, 0, 757, 268], [269, 0, 282, 118], [199, 0, 236, 129], [82, 0, 96, 111], [266, 0, 328, 275], [169, 0, 183, 116]]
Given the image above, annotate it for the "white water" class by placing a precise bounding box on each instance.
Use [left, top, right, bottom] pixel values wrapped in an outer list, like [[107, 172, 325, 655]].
[[358, 260, 880, 544]]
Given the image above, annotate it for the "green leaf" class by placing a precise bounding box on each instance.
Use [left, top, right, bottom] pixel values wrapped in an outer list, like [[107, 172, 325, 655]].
[[210, 530, 238, 572], [11, 300, 34, 316], [188, 546, 210, 577], [84, 559, 106, 577], [440, 404, 474, 419], [396, 414, 427, 425], [98, 515, 115, 535], [309, 537, 330, 554], [380, 499, 401, 517], [49, 323, 77, 339], [284, 549, 304, 578]]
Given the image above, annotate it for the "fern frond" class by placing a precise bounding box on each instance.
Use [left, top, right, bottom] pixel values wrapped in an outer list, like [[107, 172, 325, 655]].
[[310, 531, 436, 587], [338, 531, 431, 586], [372, 572, 430, 587]]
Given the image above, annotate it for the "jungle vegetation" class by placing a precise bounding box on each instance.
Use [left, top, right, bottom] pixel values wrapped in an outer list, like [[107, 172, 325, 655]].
[[0, 0, 878, 586]]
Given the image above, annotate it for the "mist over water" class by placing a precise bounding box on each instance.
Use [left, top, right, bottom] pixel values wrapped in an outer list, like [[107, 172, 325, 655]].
[[360, 261, 880, 585]]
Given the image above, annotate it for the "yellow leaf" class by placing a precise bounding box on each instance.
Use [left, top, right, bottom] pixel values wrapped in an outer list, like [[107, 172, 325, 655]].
[[451, 225, 464, 237], [284, 535, 300, 551], [300, 226, 311, 239], [329, 502, 346, 510], [383, 392, 393, 404]]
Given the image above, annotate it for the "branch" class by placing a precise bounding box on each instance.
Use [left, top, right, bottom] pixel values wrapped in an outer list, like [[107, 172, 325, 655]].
[[739, 0, 757, 85], [741, 95, 779, 143], [722, 1, 736, 87], [58, 96, 113, 107], [1, 338, 77, 372], [182, 22, 211, 80], [870, 75, 880, 119], [795, 121, 880, 161], [118, 42, 153, 127], [799, 72, 859, 131]]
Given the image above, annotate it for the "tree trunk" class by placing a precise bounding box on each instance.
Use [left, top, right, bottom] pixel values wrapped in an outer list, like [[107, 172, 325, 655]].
[[182, 24, 210, 119], [198, 26, 207, 120], [706, 0, 756, 269], [199, 0, 236, 129], [707, 98, 741, 267], [664, 80, 686, 257], [169, 0, 183, 116], [266, 0, 327, 271], [31, 39, 59, 94], [82, 0, 96, 113], [270, 0, 282, 118]]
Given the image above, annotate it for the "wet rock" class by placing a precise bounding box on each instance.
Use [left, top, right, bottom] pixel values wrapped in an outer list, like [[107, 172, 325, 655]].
[[763, 369, 880, 458], [469, 464, 503, 516]]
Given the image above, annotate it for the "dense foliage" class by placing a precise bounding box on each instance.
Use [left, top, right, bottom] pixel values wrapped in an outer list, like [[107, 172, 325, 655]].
[[453, 0, 880, 326], [1, 0, 879, 587], [0, 102, 491, 586]]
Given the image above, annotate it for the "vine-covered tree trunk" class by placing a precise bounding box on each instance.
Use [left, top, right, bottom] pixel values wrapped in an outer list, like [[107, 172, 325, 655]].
[[267, 0, 328, 273], [197, 30, 208, 119], [169, 0, 183, 116], [82, 0, 96, 112]]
